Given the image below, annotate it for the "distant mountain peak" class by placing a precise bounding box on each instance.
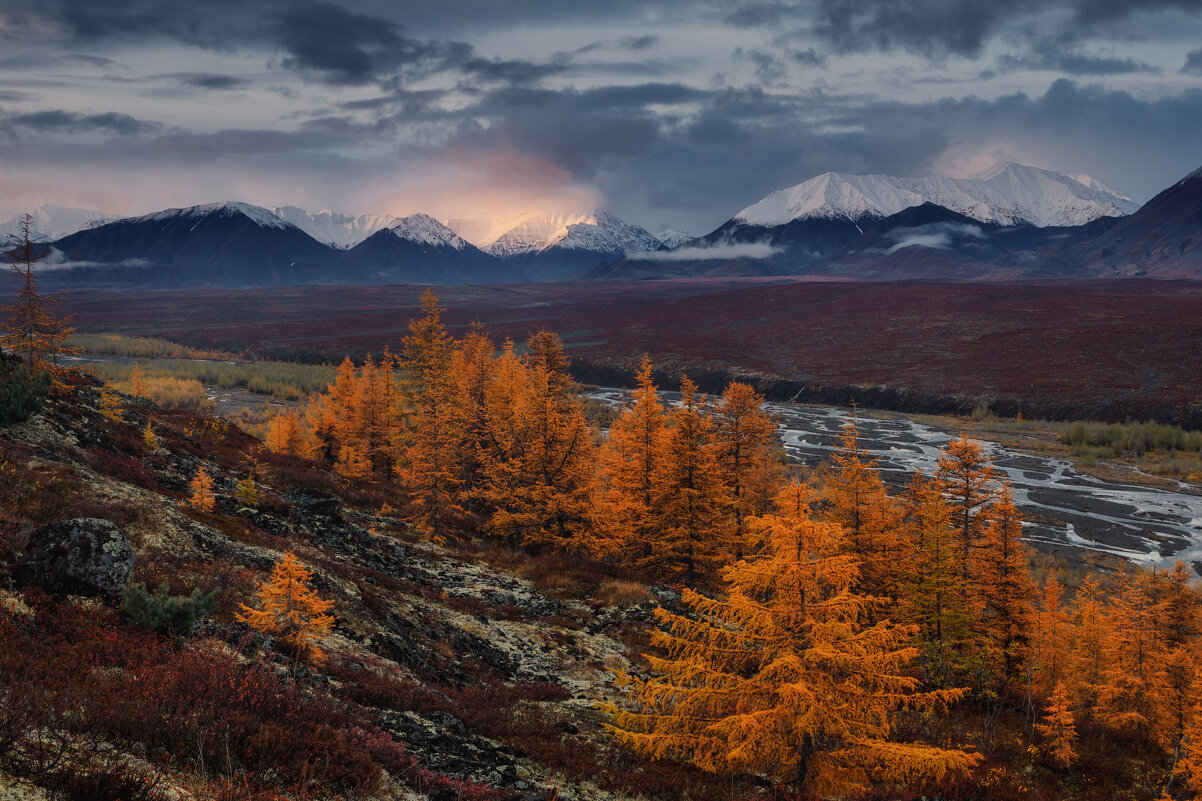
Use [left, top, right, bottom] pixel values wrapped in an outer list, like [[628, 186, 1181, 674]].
[[136, 201, 292, 231], [1, 204, 113, 241], [386, 214, 469, 250], [734, 164, 1138, 229], [483, 210, 659, 258], [271, 206, 400, 248]]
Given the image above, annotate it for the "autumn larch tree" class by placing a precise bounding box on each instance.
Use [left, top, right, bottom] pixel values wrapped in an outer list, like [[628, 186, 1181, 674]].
[[1068, 573, 1109, 717], [1030, 573, 1072, 704], [645, 375, 732, 583], [142, 420, 159, 450], [1097, 568, 1169, 744], [935, 437, 999, 581], [0, 214, 81, 389], [129, 362, 147, 398], [821, 416, 905, 601], [712, 381, 778, 547], [398, 293, 462, 540], [448, 325, 496, 524], [899, 473, 978, 689], [1154, 561, 1200, 758], [594, 354, 666, 560], [1035, 682, 1077, 769], [188, 465, 215, 512], [606, 483, 979, 798], [480, 332, 594, 550], [237, 551, 334, 664], [265, 410, 304, 456], [972, 485, 1036, 692]]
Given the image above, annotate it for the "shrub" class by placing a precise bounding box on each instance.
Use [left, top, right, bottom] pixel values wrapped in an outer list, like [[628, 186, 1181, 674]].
[[44, 757, 165, 801], [123, 580, 220, 637], [0, 361, 50, 427]]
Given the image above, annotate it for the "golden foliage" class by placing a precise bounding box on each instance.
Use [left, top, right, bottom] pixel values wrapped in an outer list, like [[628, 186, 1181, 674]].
[[236, 552, 334, 664], [606, 483, 980, 797], [188, 465, 215, 513], [1035, 682, 1077, 768]]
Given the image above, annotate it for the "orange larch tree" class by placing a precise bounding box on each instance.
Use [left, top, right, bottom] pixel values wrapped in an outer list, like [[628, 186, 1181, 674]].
[[973, 485, 1036, 692], [1, 213, 82, 388], [594, 354, 667, 560], [237, 552, 334, 664], [712, 381, 778, 545], [1035, 682, 1078, 769], [899, 473, 978, 689], [821, 416, 905, 601], [448, 325, 497, 523], [481, 332, 594, 550], [645, 375, 732, 583], [265, 410, 304, 456], [606, 484, 979, 798], [398, 292, 462, 540], [129, 362, 147, 398], [1098, 569, 1170, 744], [1068, 573, 1109, 717], [1030, 573, 1072, 703], [1153, 561, 1200, 756], [936, 437, 999, 581], [189, 465, 215, 512]]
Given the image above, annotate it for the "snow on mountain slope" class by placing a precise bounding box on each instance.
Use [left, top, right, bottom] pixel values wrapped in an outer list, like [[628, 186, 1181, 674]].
[[483, 211, 659, 257], [272, 206, 400, 249], [386, 214, 469, 250], [735, 163, 1138, 228], [133, 201, 293, 230], [1, 204, 112, 241], [654, 229, 694, 249]]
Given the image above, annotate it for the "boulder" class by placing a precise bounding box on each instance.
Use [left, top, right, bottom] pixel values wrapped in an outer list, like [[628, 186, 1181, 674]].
[[15, 518, 134, 602], [283, 487, 341, 518]]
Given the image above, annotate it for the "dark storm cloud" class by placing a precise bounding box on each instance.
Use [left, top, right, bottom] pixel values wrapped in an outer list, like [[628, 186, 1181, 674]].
[[808, 0, 1202, 57], [63, 54, 121, 69], [0, 91, 33, 102], [4, 0, 252, 44], [619, 36, 660, 51], [8, 109, 161, 136], [1183, 48, 1202, 74], [726, 3, 788, 28], [165, 73, 250, 90], [995, 40, 1159, 75], [790, 48, 828, 67]]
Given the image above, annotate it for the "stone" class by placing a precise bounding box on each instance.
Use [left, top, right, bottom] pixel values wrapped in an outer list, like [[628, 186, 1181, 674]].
[[15, 518, 134, 602], [283, 487, 341, 518]]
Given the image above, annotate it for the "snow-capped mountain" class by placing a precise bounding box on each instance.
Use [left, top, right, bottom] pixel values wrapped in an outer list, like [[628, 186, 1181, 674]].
[[735, 163, 1138, 229], [46, 201, 368, 288], [272, 206, 400, 249], [348, 214, 517, 284], [385, 213, 469, 250], [1, 204, 113, 241], [476, 211, 661, 280], [654, 230, 694, 250]]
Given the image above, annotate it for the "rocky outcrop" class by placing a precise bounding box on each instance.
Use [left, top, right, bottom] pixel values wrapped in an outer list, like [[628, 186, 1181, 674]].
[[14, 518, 134, 602]]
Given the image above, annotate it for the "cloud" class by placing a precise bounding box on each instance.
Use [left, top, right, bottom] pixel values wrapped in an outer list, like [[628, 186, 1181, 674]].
[[618, 35, 659, 51], [883, 222, 985, 253], [1184, 48, 1202, 75], [8, 109, 161, 136], [636, 241, 782, 261], [169, 73, 249, 90]]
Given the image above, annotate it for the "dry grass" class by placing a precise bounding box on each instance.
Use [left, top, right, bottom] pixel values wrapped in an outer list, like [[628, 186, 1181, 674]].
[[591, 579, 654, 608]]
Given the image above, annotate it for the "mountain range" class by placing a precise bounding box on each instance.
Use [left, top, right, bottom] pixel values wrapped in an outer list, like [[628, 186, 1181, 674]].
[[10, 162, 1201, 288]]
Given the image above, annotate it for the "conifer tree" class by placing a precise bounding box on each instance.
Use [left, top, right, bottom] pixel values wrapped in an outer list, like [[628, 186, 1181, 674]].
[[645, 375, 732, 583], [1098, 569, 1169, 743], [821, 416, 905, 599], [398, 292, 462, 539], [973, 486, 1036, 692], [129, 362, 147, 398], [935, 437, 999, 580], [480, 333, 594, 549], [189, 465, 215, 512], [712, 381, 777, 543], [1177, 662, 1202, 798], [1031, 573, 1071, 701], [607, 485, 979, 797], [0, 214, 81, 388], [237, 552, 335, 664], [448, 325, 496, 520], [899, 474, 978, 688], [142, 420, 159, 450], [1068, 573, 1108, 716], [1154, 562, 1199, 754], [98, 384, 124, 422], [594, 354, 666, 559], [265, 410, 303, 455], [1035, 682, 1077, 769]]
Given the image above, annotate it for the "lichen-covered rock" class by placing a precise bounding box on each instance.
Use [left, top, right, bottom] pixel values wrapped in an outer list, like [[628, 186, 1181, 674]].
[[283, 487, 341, 518], [14, 518, 134, 602]]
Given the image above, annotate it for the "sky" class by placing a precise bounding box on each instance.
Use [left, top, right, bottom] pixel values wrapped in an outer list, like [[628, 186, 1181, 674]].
[[0, 0, 1200, 236]]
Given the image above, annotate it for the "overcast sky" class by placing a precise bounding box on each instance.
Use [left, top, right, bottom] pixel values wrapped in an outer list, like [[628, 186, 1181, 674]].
[[1, 0, 1200, 234]]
